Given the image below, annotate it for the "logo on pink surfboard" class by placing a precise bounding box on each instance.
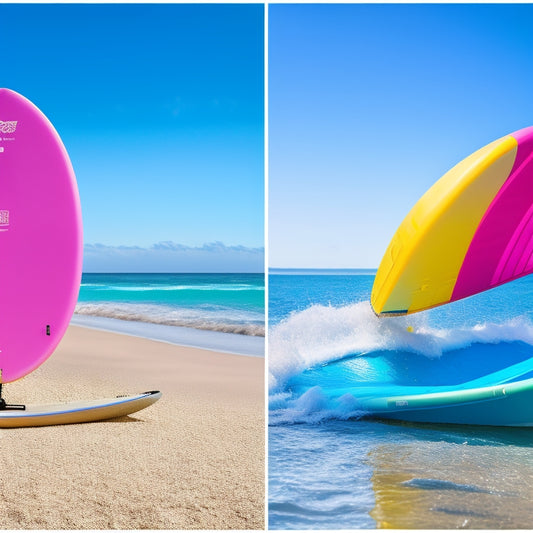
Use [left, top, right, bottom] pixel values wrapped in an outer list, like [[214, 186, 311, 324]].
[[0, 210, 9, 232], [0, 121, 17, 134]]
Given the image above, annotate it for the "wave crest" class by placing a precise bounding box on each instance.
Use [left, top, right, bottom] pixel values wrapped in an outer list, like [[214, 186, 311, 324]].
[[269, 301, 533, 391], [81, 284, 263, 292], [75, 302, 265, 337]]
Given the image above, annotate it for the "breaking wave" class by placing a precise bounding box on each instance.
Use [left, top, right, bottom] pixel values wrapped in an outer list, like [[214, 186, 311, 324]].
[[80, 283, 262, 292], [75, 302, 265, 337], [268, 301, 533, 423], [269, 301, 533, 390]]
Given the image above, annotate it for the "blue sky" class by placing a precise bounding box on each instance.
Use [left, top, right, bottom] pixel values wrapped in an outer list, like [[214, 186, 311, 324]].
[[269, 4, 533, 268], [1, 4, 264, 272]]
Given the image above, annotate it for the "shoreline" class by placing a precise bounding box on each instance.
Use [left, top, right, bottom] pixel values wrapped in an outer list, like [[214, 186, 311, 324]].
[[71, 314, 265, 357]]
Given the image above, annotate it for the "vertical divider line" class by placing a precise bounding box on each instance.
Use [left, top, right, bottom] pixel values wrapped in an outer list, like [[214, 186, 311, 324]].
[[263, 1, 269, 530]]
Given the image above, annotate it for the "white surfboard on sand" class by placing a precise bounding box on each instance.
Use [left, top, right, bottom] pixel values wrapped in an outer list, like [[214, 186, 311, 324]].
[[0, 391, 162, 428]]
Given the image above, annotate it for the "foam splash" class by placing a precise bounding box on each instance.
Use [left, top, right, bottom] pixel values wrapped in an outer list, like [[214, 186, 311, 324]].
[[269, 387, 365, 425], [75, 302, 265, 336], [268, 301, 533, 391]]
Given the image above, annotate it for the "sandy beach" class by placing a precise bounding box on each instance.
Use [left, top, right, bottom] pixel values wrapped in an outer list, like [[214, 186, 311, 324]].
[[0, 325, 264, 529]]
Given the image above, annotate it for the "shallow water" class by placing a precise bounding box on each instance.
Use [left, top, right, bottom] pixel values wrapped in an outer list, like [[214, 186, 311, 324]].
[[270, 420, 533, 529], [268, 272, 533, 529], [70, 315, 264, 357]]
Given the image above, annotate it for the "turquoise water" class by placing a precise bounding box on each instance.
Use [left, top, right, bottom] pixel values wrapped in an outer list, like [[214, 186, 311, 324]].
[[269, 271, 533, 528], [76, 273, 265, 336]]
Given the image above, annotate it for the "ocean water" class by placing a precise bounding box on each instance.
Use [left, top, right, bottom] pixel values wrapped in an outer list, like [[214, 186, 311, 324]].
[[269, 270, 533, 529], [74, 273, 265, 356]]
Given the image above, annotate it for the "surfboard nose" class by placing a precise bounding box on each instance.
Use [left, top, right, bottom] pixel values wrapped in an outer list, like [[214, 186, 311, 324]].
[[0, 88, 19, 98]]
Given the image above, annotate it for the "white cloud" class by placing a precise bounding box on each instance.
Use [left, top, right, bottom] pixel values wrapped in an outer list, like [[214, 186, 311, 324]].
[[83, 241, 264, 273]]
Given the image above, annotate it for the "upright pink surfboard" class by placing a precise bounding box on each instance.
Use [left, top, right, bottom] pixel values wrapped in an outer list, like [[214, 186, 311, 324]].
[[0, 89, 83, 383]]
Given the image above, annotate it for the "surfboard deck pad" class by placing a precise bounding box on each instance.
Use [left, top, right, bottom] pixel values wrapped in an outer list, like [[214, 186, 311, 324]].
[[0, 390, 161, 428]]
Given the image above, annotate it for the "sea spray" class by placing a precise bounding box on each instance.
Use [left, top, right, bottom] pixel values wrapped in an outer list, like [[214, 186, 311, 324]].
[[269, 300, 533, 391], [269, 386, 364, 424], [270, 301, 432, 390]]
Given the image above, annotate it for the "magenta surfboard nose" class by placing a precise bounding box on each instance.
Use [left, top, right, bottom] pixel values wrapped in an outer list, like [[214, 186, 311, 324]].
[[0, 89, 83, 383]]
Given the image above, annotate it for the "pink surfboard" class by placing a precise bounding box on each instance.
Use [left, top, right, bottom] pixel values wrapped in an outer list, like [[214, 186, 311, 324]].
[[0, 88, 83, 383]]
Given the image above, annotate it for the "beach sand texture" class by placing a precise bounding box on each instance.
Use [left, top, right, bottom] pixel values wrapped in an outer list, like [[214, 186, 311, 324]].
[[0, 325, 264, 529]]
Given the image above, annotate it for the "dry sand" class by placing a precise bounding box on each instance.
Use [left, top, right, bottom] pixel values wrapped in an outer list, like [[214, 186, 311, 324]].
[[0, 325, 265, 529]]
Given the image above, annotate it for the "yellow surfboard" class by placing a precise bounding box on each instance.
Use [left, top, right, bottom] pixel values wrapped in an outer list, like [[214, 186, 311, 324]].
[[371, 130, 529, 316]]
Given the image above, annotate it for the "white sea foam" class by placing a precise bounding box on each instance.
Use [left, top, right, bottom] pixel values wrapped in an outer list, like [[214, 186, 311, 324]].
[[83, 284, 262, 292], [71, 315, 264, 357], [269, 386, 366, 424], [268, 301, 533, 391], [75, 302, 265, 336]]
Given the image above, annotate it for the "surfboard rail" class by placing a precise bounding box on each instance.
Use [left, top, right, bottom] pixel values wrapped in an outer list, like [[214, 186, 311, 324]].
[[358, 379, 533, 427]]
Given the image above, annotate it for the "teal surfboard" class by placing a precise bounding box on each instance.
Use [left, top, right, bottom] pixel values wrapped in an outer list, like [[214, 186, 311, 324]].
[[359, 380, 533, 427], [352, 359, 533, 426]]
